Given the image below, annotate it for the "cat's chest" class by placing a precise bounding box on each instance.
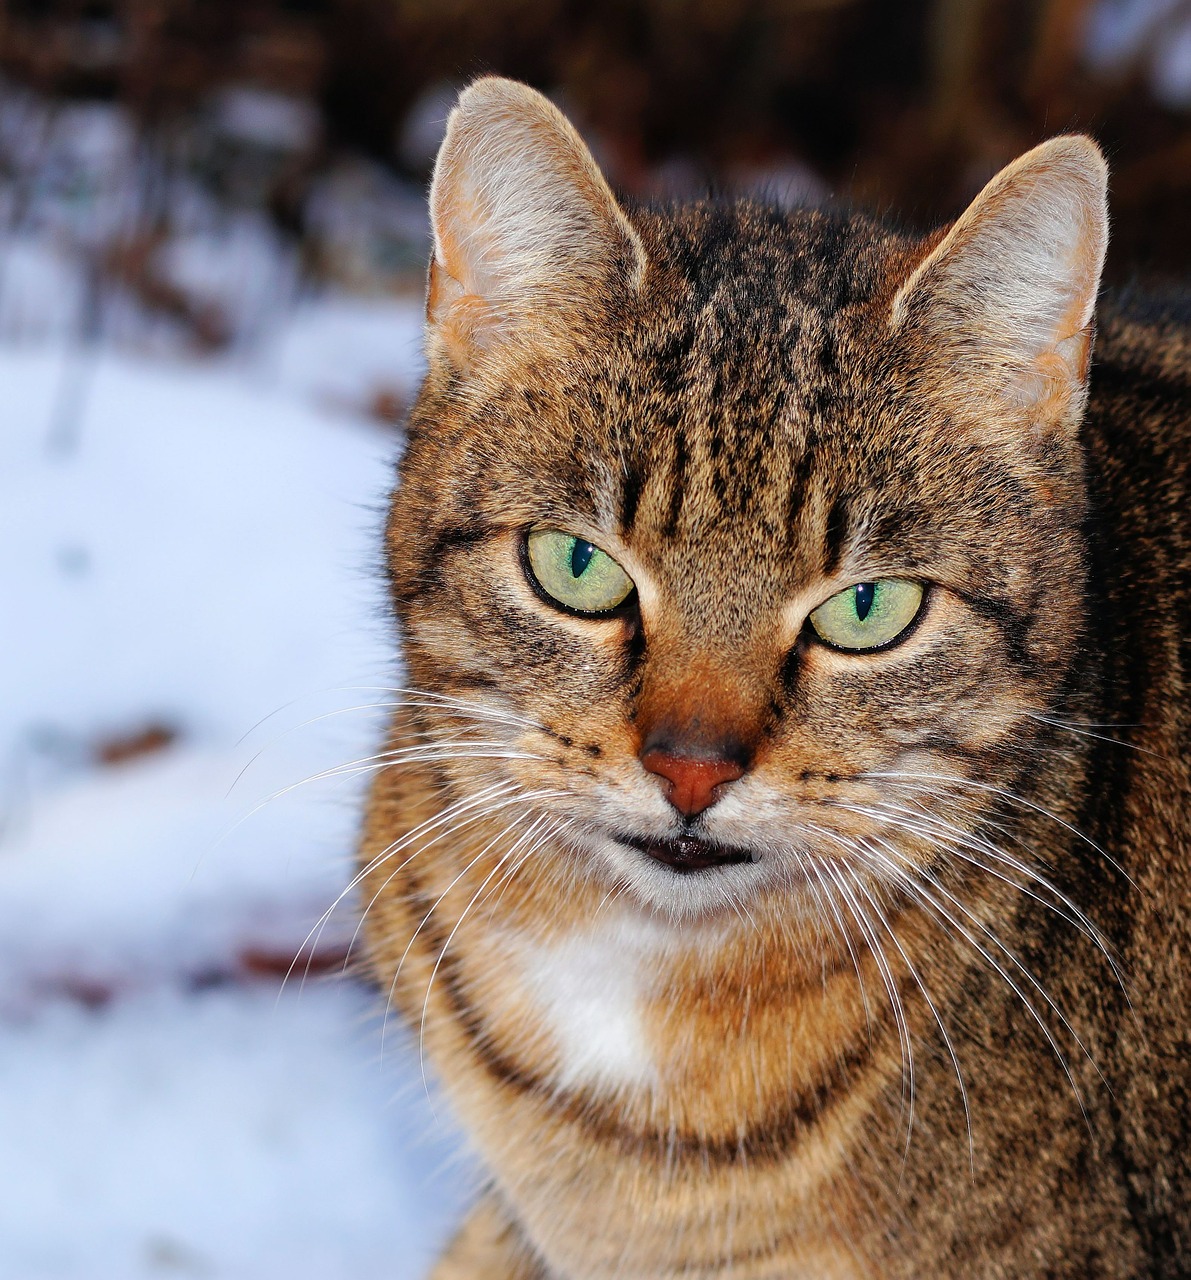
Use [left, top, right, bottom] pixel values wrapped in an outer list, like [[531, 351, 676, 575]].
[[479, 913, 694, 1095], [523, 927, 660, 1089]]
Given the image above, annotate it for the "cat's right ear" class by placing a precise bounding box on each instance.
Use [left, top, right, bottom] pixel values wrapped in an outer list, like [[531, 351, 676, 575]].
[[426, 77, 646, 371], [891, 135, 1108, 434]]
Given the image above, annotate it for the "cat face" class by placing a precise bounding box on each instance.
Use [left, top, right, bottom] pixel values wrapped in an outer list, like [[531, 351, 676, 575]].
[[387, 79, 1107, 921]]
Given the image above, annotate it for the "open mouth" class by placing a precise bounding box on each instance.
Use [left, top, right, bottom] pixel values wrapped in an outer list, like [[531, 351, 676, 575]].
[[619, 832, 759, 873]]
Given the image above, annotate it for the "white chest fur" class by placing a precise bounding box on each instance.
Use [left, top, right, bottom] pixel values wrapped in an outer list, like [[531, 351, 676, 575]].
[[518, 917, 673, 1093]]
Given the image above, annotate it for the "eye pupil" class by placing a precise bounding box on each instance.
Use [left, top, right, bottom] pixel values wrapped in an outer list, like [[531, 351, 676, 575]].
[[854, 582, 876, 621], [569, 539, 596, 578]]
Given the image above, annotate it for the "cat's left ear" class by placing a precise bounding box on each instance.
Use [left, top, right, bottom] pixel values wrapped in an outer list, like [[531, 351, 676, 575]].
[[891, 135, 1108, 431], [426, 77, 646, 371]]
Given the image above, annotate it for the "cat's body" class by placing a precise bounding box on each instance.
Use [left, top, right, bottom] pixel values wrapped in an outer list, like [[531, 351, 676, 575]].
[[360, 79, 1191, 1278]]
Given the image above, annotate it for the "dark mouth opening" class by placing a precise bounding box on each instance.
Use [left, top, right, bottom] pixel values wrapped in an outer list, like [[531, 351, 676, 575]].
[[619, 832, 759, 874]]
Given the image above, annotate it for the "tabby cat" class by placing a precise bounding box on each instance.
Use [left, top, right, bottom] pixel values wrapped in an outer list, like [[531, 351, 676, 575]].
[[359, 77, 1191, 1278]]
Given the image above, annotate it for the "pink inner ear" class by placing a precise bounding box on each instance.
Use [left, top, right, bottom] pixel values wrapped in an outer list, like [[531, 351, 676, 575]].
[[427, 257, 506, 367], [1008, 226, 1101, 418], [426, 158, 520, 363], [1056, 327, 1094, 383], [427, 255, 464, 321], [433, 170, 507, 302], [1011, 326, 1093, 423]]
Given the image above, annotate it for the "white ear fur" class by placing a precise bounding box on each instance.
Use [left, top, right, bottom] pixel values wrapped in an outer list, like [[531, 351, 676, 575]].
[[427, 77, 645, 366], [891, 135, 1108, 422]]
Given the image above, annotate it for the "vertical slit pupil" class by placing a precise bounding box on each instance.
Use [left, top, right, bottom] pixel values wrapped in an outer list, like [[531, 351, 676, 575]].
[[855, 582, 876, 621], [570, 539, 596, 578]]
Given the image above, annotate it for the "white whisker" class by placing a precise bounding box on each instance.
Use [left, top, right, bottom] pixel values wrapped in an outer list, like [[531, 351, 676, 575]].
[[377, 787, 565, 1056], [1025, 711, 1161, 759], [863, 769, 1135, 886], [830, 798, 1129, 1000], [862, 835, 1100, 1118], [843, 861, 973, 1170], [279, 780, 517, 1000], [417, 812, 562, 1085], [824, 856, 917, 1152], [804, 855, 877, 1045]]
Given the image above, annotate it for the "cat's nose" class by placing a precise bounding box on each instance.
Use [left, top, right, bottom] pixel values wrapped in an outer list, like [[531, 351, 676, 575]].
[[640, 748, 746, 817]]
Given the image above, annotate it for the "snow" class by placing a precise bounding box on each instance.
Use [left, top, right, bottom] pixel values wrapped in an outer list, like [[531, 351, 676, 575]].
[[210, 87, 322, 154], [0, 987, 470, 1280], [0, 344, 393, 747], [0, 237, 86, 343], [268, 293, 426, 413], [153, 216, 301, 350], [1083, 0, 1191, 106], [0, 291, 473, 1276]]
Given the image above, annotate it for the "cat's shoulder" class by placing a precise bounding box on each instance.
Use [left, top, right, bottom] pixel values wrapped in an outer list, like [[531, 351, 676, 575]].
[[1086, 285, 1191, 531], [1095, 285, 1191, 396]]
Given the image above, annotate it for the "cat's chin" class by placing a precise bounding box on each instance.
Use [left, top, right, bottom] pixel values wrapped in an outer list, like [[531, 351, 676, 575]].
[[567, 821, 800, 921], [617, 832, 759, 874]]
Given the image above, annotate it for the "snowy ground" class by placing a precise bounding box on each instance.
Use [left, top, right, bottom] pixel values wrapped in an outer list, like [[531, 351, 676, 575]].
[[0, 296, 474, 1278]]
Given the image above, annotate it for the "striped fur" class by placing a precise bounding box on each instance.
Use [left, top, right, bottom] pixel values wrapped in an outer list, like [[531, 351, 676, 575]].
[[360, 79, 1191, 1277]]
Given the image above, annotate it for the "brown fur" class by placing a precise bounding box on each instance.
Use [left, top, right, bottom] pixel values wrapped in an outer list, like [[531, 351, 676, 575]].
[[359, 79, 1191, 1278]]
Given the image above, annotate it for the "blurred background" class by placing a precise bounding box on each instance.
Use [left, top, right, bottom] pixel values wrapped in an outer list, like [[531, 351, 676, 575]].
[[0, 2, 1187, 1277]]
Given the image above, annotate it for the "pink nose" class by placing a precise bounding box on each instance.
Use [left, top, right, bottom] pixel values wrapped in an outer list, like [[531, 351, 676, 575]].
[[640, 750, 746, 817]]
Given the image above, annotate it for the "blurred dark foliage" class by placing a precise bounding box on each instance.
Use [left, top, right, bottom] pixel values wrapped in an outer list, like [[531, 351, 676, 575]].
[[2, 0, 1188, 282]]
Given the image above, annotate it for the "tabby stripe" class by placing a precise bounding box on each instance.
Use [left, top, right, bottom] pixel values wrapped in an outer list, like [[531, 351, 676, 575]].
[[822, 493, 851, 577], [428, 521, 494, 562], [786, 431, 820, 539], [663, 427, 689, 537], [395, 522, 496, 604], [620, 464, 645, 532], [967, 594, 1036, 673]]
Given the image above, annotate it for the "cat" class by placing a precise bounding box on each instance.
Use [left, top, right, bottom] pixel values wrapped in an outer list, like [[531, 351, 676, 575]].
[[358, 76, 1191, 1278]]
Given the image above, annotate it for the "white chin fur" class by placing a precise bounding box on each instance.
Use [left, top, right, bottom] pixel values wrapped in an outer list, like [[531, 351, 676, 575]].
[[565, 823, 792, 921]]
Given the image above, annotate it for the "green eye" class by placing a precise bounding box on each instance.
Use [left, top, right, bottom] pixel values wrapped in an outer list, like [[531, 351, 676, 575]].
[[525, 530, 635, 615], [808, 579, 925, 652]]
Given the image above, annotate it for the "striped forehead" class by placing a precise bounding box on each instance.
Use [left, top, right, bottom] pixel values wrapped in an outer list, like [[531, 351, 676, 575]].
[[613, 411, 845, 619], [607, 326, 870, 605]]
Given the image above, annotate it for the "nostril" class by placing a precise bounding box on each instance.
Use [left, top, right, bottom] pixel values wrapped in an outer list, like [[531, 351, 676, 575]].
[[640, 749, 746, 818]]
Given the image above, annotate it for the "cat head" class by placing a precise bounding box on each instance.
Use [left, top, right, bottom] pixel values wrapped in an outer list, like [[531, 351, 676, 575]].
[[387, 77, 1108, 921]]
